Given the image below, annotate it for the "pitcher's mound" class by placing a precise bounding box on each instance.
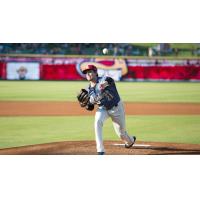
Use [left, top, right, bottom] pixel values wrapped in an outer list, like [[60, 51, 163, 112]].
[[0, 140, 200, 155]]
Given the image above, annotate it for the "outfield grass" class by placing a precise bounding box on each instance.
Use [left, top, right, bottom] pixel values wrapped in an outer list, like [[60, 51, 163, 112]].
[[0, 116, 200, 148], [0, 81, 200, 102], [133, 43, 198, 50]]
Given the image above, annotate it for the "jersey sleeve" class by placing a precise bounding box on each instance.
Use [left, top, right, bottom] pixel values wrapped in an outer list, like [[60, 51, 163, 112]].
[[88, 87, 103, 105]]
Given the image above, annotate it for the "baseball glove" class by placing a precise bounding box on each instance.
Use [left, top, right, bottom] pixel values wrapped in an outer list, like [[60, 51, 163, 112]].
[[77, 89, 90, 107]]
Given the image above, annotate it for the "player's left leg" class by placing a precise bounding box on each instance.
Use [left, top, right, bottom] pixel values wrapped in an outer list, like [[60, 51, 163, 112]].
[[108, 101, 136, 147]]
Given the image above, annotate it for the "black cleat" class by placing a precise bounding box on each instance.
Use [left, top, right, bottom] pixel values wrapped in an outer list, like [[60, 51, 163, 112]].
[[125, 136, 136, 148], [97, 152, 105, 155]]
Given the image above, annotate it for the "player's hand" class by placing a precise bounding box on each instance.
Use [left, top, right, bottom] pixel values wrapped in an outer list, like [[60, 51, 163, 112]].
[[99, 81, 108, 90]]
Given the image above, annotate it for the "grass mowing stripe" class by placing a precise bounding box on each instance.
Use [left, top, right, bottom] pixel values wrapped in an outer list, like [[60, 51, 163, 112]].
[[126, 116, 200, 144], [117, 82, 200, 102], [0, 115, 200, 148], [0, 116, 94, 148], [0, 81, 200, 102]]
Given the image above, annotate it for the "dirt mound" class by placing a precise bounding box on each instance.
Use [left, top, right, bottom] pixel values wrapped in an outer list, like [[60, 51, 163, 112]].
[[0, 140, 200, 155]]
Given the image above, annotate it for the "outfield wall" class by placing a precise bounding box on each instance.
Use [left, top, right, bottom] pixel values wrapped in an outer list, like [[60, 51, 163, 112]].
[[0, 55, 200, 81]]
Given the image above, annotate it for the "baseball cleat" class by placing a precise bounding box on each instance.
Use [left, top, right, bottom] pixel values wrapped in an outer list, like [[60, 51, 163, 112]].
[[125, 136, 136, 148], [97, 152, 105, 155]]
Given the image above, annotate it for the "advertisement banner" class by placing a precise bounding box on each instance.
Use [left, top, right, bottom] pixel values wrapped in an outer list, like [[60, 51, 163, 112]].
[[77, 58, 128, 81], [1, 56, 199, 81], [6, 62, 40, 80], [0, 62, 6, 79]]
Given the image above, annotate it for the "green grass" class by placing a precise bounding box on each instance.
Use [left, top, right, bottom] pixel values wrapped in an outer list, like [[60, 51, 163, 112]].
[[0, 81, 86, 101], [127, 116, 200, 144], [117, 82, 200, 102], [0, 115, 200, 148], [132, 43, 198, 50], [0, 81, 200, 102], [1, 81, 200, 149]]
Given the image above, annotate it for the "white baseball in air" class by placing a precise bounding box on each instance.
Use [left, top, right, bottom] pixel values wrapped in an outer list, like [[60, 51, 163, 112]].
[[102, 48, 109, 55]]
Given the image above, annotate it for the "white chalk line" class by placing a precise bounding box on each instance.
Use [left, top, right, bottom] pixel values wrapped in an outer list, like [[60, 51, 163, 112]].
[[113, 143, 151, 147]]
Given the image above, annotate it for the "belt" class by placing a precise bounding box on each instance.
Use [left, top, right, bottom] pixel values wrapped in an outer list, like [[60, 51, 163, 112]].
[[101, 102, 119, 110], [109, 103, 118, 110]]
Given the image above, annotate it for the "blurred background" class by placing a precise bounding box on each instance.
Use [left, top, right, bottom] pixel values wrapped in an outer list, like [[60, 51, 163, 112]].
[[1, 43, 200, 56], [0, 43, 200, 82]]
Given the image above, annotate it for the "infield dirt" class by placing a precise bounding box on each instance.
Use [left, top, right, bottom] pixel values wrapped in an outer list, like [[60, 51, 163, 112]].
[[1, 101, 200, 116]]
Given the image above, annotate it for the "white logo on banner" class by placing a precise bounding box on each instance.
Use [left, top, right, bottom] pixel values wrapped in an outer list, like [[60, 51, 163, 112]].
[[97, 69, 122, 81]]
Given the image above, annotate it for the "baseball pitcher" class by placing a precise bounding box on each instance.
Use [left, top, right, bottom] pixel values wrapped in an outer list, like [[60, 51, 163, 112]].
[[77, 64, 136, 155]]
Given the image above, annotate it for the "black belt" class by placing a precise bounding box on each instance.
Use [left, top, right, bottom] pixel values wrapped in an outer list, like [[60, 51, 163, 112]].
[[101, 102, 119, 110], [110, 103, 118, 110]]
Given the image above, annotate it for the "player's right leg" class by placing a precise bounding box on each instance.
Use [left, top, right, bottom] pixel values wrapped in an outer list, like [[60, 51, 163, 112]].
[[94, 108, 109, 154]]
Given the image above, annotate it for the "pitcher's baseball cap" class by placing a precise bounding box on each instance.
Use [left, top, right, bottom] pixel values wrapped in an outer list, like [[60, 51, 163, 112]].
[[82, 65, 97, 74]]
